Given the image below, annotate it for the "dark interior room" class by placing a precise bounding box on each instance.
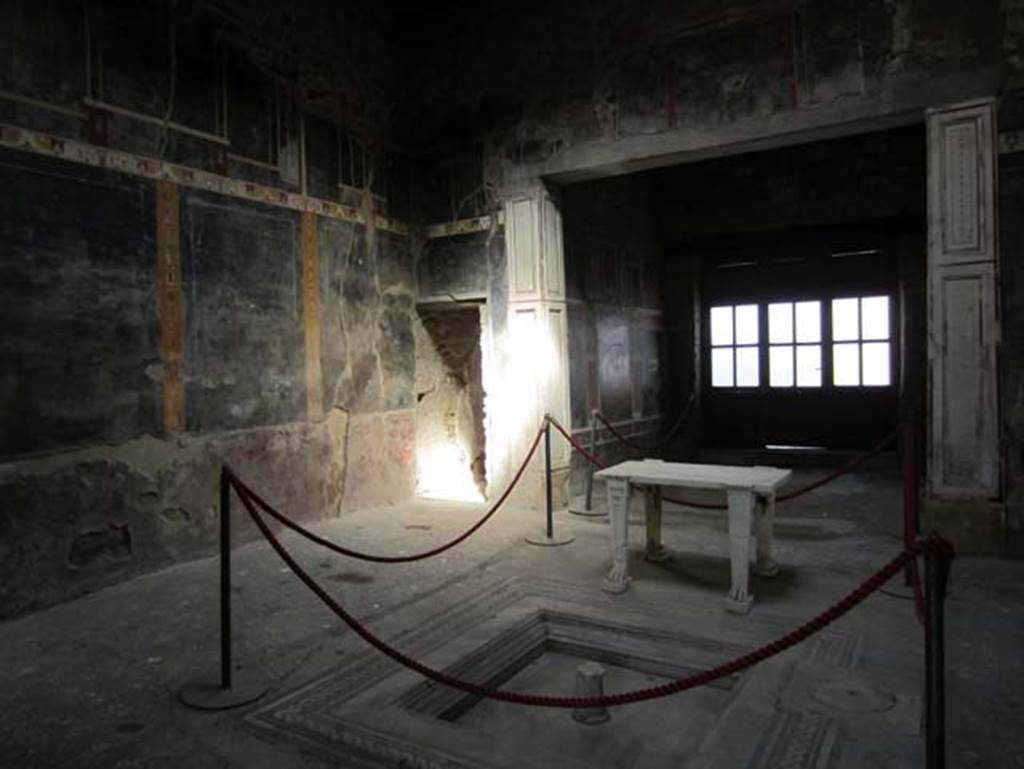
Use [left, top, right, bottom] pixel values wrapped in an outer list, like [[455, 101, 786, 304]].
[[1, 1, 1022, 767]]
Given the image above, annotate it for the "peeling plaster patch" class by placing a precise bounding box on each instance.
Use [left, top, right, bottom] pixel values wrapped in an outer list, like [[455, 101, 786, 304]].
[[68, 526, 132, 569], [144, 363, 166, 382], [325, 406, 350, 516], [0, 417, 357, 617], [229, 401, 260, 421], [158, 507, 191, 527], [0, 434, 190, 481], [722, 72, 752, 95]]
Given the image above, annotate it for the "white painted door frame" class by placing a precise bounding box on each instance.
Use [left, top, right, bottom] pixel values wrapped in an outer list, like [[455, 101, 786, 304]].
[[926, 99, 1002, 500]]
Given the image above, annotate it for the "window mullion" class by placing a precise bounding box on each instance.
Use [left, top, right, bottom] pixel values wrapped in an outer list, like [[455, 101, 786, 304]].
[[759, 303, 769, 390], [824, 298, 834, 391], [790, 304, 797, 389]]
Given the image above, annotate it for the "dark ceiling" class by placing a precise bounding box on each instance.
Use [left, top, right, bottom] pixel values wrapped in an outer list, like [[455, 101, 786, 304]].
[[198, 0, 799, 152]]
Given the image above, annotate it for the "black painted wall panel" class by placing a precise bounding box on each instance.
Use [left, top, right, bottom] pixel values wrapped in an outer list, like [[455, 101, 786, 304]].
[[999, 152, 1024, 540], [304, 114, 339, 202], [93, 0, 221, 135], [0, 0, 85, 108], [0, 148, 159, 456], [180, 191, 304, 432], [567, 302, 592, 429], [487, 232, 507, 341], [379, 230, 416, 296], [417, 231, 491, 299], [633, 322, 663, 418], [226, 49, 276, 165], [318, 220, 415, 414], [562, 174, 668, 432]]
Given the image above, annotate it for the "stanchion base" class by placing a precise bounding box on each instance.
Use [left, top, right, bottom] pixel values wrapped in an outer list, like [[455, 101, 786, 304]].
[[178, 676, 269, 711], [568, 506, 606, 518], [525, 531, 575, 547], [881, 583, 917, 599], [568, 495, 607, 517]]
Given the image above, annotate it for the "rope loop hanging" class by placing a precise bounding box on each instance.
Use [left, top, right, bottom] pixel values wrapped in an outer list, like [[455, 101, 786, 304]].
[[230, 472, 952, 711]]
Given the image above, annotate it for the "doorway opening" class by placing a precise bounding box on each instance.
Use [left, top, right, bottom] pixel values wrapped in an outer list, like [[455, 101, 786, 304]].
[[414, 303, 487, 502], [557, 122, 927, 460]]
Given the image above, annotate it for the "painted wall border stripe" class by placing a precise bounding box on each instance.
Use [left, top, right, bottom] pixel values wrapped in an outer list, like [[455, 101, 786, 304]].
[[425, 212, 505, 239], [302, 211, 325, 421], [0, 122, 408, 235], [156, 180, 186, 435]]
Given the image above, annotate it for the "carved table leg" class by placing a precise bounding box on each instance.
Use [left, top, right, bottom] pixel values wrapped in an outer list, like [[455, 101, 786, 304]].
[[602, 477, 631, 594], [644, 486, 668, 563], [754, 493, 779, 576], [725, 489, 755, 613]]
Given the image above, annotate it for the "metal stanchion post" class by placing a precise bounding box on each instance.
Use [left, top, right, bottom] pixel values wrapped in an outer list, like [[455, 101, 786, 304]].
[[527, 417, 575, 546], [570, 409, 605, 517], [178, 468, 268, 710], [220, 469, 232, 690], [902, 425, 919, 587], [925, 541, 952, 769], [885, 424, 921, 601], [545, 417, 554, 538], [585, 409, 597, 511]]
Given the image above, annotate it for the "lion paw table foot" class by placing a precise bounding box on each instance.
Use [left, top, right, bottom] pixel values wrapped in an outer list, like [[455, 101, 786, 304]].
[[644, 545, 669, 563], [726, 582, 754, 613], [724, 594, 754, 614], [602, 575, 631, 594]]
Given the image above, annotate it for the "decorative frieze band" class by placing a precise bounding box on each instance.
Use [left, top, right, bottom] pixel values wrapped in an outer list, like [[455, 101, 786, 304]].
[[424, 213, 503, 239], [0, 122, 408, 234]]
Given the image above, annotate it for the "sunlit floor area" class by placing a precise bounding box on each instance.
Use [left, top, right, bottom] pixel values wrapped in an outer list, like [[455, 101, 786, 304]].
[[2, 458, 1022, 769]]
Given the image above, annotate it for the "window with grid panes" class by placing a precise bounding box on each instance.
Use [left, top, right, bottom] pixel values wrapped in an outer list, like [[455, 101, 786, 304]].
[[709, 304, 759, 388], [831, 296, 891, 386], [768, 301, 823, 388]]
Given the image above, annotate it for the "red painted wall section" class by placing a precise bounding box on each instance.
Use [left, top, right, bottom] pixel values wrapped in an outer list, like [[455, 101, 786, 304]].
[[342, 410, 417, 511]]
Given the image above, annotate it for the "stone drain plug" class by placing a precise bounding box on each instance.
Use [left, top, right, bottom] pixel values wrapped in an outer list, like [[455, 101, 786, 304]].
[[572, 662, 611, 725]]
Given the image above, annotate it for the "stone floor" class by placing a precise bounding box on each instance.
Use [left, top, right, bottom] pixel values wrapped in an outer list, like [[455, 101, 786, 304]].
[[2, 456, 1023, 768]]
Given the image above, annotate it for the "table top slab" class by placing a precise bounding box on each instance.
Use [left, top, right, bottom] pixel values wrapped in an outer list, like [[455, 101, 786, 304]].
[[594, 459, 792, 494]]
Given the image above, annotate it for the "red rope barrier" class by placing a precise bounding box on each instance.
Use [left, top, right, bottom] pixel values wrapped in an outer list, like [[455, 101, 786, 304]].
[[549, 415, 725, 510], [590, 396, 696, 454], [594, 411, 646, 452], [559, 413, 927, 624], [226, 425, 544, 564], [556, 414, 903, 510], [230, 480, 951, 710], [775, 426, 902, 502], [547, 416, 608, 469], [659, 393, 696, 449]]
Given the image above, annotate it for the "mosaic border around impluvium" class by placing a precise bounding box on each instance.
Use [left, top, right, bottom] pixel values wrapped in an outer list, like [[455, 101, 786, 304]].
[[244, 573, 862, 768]]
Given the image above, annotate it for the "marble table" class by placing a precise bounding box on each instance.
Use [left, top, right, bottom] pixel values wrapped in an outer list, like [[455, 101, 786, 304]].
[[594, 459, 792, 613]]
